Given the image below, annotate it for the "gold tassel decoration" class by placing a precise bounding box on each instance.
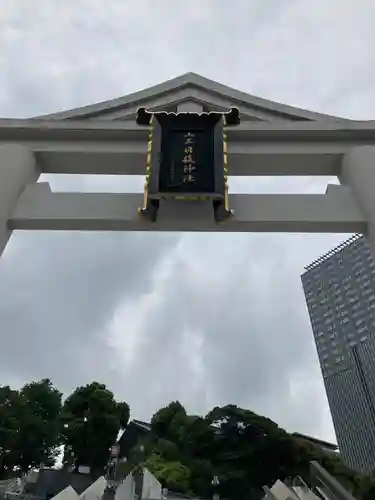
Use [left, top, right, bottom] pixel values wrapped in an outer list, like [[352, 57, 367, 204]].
[[222, 115, 231, 215], [138, 115, 154, 214]]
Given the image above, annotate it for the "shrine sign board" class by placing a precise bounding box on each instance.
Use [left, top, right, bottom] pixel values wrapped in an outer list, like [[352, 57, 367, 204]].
[[136, 107, 240, 221]]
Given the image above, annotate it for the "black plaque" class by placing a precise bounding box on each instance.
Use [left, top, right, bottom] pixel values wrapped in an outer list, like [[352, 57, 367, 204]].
[[156, 112, 221, 198], [159, 128, 215, 195], [136, 107, 240, 221]]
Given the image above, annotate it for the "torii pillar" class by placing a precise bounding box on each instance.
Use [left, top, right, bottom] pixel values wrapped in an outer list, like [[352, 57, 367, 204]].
[[0, 143, 39, 255], [340, 146, 375, 252]]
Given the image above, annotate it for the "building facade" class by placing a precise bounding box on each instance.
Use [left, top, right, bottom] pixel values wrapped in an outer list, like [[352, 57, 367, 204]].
[[302, 234, 375, 474]]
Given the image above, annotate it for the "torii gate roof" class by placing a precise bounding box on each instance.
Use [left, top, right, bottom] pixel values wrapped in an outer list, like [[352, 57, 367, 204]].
[[0, 71, 375, 180], [34, 72, 349, 123]]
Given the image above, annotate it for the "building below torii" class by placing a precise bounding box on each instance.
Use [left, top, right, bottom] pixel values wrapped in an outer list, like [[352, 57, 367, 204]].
[[1, 72, 375, 258]]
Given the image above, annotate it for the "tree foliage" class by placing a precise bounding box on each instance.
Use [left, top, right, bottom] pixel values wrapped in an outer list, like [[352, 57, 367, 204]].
[[145, 453, 191, 493], [2, 379, 375, 499], [0, 380, 128, 479], [141, 402, 375, 500], [61, 382, 129, 476], [0, 379, 62, 477]]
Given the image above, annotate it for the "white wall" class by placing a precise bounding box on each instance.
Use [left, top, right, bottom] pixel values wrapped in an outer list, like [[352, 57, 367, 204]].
[[115, 473, 135, 500], [141, 469, 162, 500]]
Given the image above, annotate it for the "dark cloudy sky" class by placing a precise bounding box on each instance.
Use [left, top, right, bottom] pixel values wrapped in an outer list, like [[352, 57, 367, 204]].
[[1, 0, 375, 444]]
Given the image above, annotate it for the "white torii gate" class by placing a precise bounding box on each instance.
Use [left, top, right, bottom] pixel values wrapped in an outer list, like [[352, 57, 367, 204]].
[[0, 72, 374, 257]]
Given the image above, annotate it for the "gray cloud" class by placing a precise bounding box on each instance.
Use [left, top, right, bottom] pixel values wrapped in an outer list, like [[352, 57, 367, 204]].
[[1, 0, 375, 444], [105, 231, 343, 439], [0, 230, 178, 392]]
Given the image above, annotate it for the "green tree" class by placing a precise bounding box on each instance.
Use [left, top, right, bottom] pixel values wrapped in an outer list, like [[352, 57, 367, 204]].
[[130, 401, 368, 500], [3, 377, 364, 499], [116, 402, 130, 429], [360, 473, 375, 500], [153, 439, 180, 462], [151, 401, 187, 442], [0, 379, 62, 476], [16, 379, 62, 472], [145, 453, 191, 492], [61, 382, 129, 476], [0, 386, 23, 477], [205, 404, 296, 497], [144, 403, 211, 496]]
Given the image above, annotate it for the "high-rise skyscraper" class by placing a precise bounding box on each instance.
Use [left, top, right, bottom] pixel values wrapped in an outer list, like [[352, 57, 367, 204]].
[[301, 234, 375, 474]]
